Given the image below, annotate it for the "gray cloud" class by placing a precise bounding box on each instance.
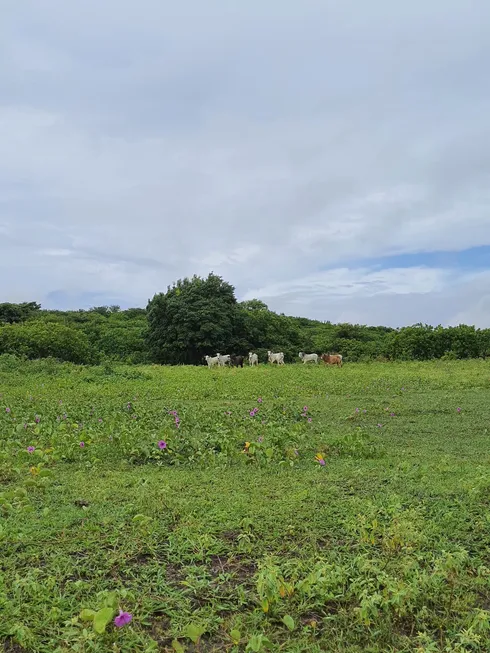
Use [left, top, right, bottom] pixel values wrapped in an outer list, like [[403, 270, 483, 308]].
[[1, 1, 490, 325]]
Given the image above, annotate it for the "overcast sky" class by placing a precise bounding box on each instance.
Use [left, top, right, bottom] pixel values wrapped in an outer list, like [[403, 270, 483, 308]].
[[2, 0, 490, 327]]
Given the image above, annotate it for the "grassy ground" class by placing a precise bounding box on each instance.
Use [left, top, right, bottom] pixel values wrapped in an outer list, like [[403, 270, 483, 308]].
[[1, 360, 490, 652]]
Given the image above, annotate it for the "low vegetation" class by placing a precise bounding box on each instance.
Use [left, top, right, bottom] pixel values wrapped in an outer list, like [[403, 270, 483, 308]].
[[2, 359, 490, 651]]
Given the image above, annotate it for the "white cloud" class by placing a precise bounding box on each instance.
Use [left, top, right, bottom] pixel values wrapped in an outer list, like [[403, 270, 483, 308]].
[[1, 0, 490, 326]]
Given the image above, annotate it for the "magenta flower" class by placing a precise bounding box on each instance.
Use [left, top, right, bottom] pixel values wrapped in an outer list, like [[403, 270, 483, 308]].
[[257, 397, 263, 403], [303, 406, 308, 412], [249, 411, 255, 417], [27, 446, 35, 454], [308, 417, 312, 423], [377, 423, 383, 428], [5, 407, 11, 414], [457, 407, 462, 413], [355, 408, 360, 413], [127, 402, 132, 410], [158, 440, 167, 450], [35, 415, 40, 424], [317, 458, 326, 466], [79, 441, 85, 448], [114, 610, 132, 628], [390, 412, 395, 417]]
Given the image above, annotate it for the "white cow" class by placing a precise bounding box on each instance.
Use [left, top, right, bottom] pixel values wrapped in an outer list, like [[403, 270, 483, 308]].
[[205, 355, 219, 368], [248, 352, 259, 366], [268, 350, 285, 365], [299, 352, 319, 364], [216, 353, 231, 367]]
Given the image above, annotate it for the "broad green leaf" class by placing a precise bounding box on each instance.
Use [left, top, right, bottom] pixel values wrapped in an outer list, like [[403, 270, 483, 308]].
[[93, 607, 114, 634], [185, 623, 205, 643], [80, 609, 96, 621], [172, 639, 185, 652], [282, 615, 295, 631], [230, 629, 241, 643]]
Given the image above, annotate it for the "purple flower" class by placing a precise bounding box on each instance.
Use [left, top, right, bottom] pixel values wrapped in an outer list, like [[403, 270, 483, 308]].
[[79, 441, 85, 448], [257, 397, 263, 403], [249, 410, 255, 417], [303, 406, 308, 412], [158, 440, 167, 450], [377, 423, 383, 428], [27, 446, 35, 454], [98, 418, 103, 423], [35, 415, 40, 424], [114, 610, 132, 628], [308, 417, 312, 423], [127, 402, 132, 410], [258, 436, 264, 443], [317, 458, 326, 466], [355, 408, 360, 413], [5, 407, 11, 414], [457, 407, 462, 413], [390, 412, 395, 417]]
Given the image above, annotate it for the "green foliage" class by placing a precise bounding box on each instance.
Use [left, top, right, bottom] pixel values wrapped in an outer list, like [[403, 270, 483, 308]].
[[0, 322, 96, 364], [147, 273, 240, 364], [0, 301, 40, 324]]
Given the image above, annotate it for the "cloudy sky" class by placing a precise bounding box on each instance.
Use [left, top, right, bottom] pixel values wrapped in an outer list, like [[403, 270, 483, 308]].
[[2, 0, 490, 327]]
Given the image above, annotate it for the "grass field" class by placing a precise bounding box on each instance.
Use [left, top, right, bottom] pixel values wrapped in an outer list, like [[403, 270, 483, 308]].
[[1, 359, 490, 652]]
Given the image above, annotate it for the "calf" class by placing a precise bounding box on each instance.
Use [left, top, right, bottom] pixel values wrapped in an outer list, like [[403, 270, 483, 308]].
[[248, 352, 259, 366], [321, 353, 343, 367], [299, 352, 319, 364], [268, 350, 285, 365], [205, 355, 219, 368], [230, 354, 245, 368]]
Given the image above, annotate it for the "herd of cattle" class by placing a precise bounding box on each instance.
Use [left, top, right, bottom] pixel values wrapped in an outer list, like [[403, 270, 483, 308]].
[[204, 351, 343, 368]]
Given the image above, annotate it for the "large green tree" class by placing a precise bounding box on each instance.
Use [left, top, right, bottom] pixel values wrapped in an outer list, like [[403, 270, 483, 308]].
[[146, 273, 239, 364]]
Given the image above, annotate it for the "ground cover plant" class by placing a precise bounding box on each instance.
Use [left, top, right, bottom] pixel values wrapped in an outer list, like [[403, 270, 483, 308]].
[[1, 359, 490, 652]]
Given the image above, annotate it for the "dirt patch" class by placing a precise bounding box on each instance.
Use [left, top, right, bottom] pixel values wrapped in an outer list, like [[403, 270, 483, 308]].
[[2, 638, 32, 653]]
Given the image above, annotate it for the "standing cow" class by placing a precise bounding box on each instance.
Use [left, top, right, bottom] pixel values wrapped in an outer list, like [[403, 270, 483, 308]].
[[321, 353, 343, 367], [268, 351, 285, 365], [205, 355, 219, 368], [230, 354, 245, 368], [249, 352, 259, 366], [299, 352, 319, 364], [216, 353, 231, 367]]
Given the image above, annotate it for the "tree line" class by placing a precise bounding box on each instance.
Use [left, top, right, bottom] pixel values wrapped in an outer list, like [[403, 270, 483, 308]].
[[1, 274, 489, 365]]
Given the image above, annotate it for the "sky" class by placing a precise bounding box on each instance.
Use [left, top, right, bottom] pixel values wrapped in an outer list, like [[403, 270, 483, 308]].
[[2, 0, 490, 327]]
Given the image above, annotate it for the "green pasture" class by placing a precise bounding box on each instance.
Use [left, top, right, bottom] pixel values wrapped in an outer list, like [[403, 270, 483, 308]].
[[1, 360, 490, 652]]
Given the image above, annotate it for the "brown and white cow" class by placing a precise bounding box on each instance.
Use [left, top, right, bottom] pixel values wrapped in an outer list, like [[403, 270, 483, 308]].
[[321, 353, 343, 367]]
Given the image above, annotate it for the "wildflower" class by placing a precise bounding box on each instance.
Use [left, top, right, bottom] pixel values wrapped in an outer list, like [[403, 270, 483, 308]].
[[27, 446, 35, 454], [377, 423, 383, 428], [258, 436, 264, 443], [390, 412, 395, 417], [303, 406, 308, 412], [127, 402, 132, 410], [355, 408, 360, 413], [293, 449, 299, 456], [98, 418, 103, 423], [249, 411, 255, 417], [257, 397, 263, 403], [5, 407, 11, 414], [35, 415, 40, 424], [243, 441, 251, 452], [114, 610, 132, 628], [79, 441, 85, 448], [315, 453, 326, 466], [457, 407, 462, 413], [308, 417, 312, 423], [59, 400, 63, 404], [363, 409, 367, 413], [158, 440, 167, 450]]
